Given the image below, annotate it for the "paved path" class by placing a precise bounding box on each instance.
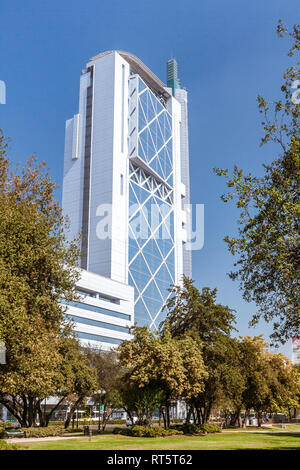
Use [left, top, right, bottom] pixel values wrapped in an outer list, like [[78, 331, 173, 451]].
[[6, 435, 84, 443]]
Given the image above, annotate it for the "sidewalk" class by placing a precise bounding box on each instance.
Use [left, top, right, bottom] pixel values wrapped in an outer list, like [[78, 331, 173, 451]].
[[6, 435, 84, 443]]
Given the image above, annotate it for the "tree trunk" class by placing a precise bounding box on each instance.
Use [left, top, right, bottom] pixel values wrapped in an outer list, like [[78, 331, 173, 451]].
[[204, 401, 213, 423], [185, 405, 192, 424], [161, 408, 167, 429], [35, 396, 66, 427], [1, 399, 23, 427], [166, 405, 170, 429], [196, 408, 201, 425], [65, 404, 76, 428], [27, 396, 36, 427], [199, 407, 205, 425], [158, 407, 162, 427], [257, 411, 262, 428], [98, 405, 101, 432], [230, 408, 241, 427], [237, 410, 242, 428]]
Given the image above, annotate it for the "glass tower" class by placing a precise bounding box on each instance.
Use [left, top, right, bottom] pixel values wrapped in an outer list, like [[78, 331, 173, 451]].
[[62, 51, 191, 332]]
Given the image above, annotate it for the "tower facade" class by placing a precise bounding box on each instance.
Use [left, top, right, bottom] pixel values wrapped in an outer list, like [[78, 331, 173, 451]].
[[62, 51, 191, 336]]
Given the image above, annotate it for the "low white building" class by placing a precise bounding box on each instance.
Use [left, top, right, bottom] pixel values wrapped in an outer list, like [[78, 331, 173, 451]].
[[62, 269, 134, 350]]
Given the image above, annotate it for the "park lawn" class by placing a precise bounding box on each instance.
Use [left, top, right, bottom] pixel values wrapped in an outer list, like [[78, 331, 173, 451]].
[[19, 432, 300, 450]]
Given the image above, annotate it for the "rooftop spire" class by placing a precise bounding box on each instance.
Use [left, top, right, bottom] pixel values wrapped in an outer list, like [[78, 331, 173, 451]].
[[167, 58, 181, 96]]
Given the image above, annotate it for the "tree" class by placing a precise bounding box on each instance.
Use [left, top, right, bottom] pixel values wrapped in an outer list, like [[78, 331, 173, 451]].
[[118, 382, 163, 427], [236, 336, 272, 427], [85, 347, 122, 431], [264, 352, 300, 420], [236, 336, 300, 427], [118, 325, 207, 428], [163, 277, 236, 341], [57, 337, 97, 430], [214, 22, 300, 344], [163, 277, 238, 424], [0, 131, 96, 426]]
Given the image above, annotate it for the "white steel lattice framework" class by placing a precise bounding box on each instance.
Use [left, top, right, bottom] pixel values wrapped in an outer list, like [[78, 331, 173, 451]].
[[128, 75, 175, 329]]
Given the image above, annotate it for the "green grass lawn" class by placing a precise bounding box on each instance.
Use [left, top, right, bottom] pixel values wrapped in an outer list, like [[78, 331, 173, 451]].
[[18, 432, 300, 450]]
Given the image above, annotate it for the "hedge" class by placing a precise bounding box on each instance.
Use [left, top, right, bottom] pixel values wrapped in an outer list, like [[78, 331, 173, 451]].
[[172, 423, 221, 434], [63, 427, 84, 434], [20, 426, 64, 438], [113, 426, 183, 437]]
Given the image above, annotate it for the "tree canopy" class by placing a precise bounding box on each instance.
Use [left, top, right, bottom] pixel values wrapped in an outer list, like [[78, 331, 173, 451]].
[[214, 22, 300, 344], [0, 131, 96, 426]]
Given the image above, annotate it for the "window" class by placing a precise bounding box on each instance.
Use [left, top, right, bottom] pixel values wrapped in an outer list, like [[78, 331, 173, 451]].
[[120, 174, 124, 195]]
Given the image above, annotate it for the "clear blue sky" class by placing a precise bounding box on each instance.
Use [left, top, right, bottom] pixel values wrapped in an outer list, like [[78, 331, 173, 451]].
[[0, 0, 298, 357]]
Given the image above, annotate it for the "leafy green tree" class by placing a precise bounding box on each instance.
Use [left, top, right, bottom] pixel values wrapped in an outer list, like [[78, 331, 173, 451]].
[[164, 277, 236, 341], [214, 338, 246, 427], [236, 336, 271, 427], [57, 337, 97, 429], [118, 325, 207, 428], [214, 22, 300, 344], [264, 352, 300, 419], [85, 347, 123, 431], [163, 276, 237, 424], [118, 382, 163, 427], [237, 336, 300, 427], [0, 131, 96, 426]]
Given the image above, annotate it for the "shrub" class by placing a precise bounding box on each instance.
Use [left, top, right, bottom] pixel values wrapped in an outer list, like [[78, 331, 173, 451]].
[[0, 424, 6, 438], [180, 423, 200, 434], [171, 423, 221, 435], [0, 439, 20, 450], [130, 426, 160, 437], [164, 428, 183, 436], [20, 426, 64, 438], [112, 427, 126, 435], [113, 426, 183, 438], [200, 423, 221, 433]]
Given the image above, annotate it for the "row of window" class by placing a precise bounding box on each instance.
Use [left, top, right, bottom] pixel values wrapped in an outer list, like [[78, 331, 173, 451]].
[[76, 289, 119, 305], [68, 314, 130, 333], [76, 331, 122, 345], [61, 299, 131, 321]]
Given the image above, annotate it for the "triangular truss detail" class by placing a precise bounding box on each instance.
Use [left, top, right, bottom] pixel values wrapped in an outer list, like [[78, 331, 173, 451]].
[[128, 76, 175, 330]]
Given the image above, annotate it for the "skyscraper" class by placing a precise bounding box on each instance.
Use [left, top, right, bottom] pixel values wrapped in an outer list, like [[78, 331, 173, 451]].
[[62, 51, 191, 346]]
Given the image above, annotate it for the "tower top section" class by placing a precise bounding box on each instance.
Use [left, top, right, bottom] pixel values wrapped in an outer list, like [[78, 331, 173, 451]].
[[87, 50, 171, 100], [167, 58, 181, 96]]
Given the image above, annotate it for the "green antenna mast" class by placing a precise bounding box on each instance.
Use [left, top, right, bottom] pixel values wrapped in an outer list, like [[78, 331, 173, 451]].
[[167, 58, 181, 96]]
